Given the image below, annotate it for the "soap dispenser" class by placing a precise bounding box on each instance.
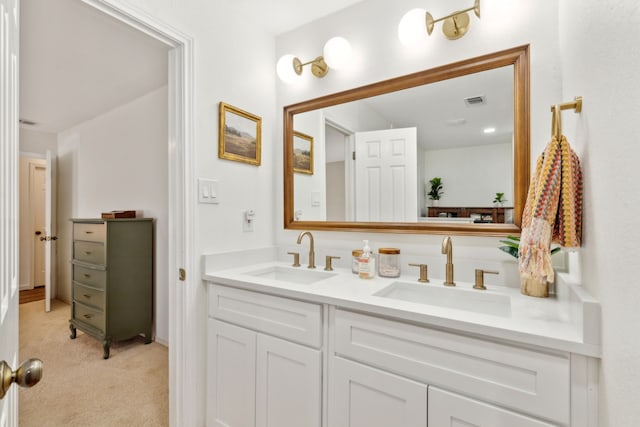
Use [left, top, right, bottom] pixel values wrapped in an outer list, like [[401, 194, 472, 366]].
[[358, 240, 376, 279]]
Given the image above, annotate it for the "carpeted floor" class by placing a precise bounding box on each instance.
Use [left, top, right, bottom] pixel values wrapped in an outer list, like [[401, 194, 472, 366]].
[[19, 299, 169, 426]]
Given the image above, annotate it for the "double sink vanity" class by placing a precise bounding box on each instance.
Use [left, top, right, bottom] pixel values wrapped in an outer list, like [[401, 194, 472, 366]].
[[203, 236, 600, 427]]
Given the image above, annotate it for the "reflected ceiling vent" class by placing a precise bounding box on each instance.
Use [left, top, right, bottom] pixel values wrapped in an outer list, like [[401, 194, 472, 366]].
[[19, 118, 37, 126], [464, 95, 486, 106]]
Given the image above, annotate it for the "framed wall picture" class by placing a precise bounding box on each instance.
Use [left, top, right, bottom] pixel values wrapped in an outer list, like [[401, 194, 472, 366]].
[[218, 102, 262, 166], [293, 131, 313, 174]]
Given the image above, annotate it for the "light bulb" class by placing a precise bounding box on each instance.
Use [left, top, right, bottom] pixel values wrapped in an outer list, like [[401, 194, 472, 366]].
[[398, 8, 428, 46], [323, 37, 352, 70], [276, 54, 299, 84]]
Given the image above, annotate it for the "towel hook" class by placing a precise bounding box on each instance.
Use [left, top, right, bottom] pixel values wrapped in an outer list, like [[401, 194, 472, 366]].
[[550, 96, 582, 140]]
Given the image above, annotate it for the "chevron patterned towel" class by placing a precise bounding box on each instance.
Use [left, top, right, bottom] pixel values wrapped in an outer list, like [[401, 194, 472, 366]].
[[519, 135, 583, 284]]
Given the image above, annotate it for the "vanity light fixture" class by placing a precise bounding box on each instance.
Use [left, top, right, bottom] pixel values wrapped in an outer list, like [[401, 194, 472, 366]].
[[398, 0, 481, 45], [277, 36, 352, 83]]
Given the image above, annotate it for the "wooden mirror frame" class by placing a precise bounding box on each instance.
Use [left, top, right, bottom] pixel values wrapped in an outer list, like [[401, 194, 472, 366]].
[[284, 45, 529, 236]]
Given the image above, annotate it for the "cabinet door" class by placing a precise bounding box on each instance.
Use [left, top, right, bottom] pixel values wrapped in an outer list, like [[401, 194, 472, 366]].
[[207, 319, 257, 427], [256, 334, 322, 427], [428, 387, 556, 427], [330, 357, 427, 427]]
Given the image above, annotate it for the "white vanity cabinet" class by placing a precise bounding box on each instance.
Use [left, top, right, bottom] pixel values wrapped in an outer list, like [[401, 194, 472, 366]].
[[205, 276, 597, 427], [332, 308, 570, 426], [207, 285, 323, 427]]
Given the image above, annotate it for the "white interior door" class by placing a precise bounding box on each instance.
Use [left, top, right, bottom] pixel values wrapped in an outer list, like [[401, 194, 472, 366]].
[[355, 127, 418, 222], [44, 150, 56, 312], [0, 0, 21, 423]]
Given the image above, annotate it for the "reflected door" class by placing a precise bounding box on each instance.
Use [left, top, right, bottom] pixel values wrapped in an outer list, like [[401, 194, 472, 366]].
[[354, 128, 417, 222]]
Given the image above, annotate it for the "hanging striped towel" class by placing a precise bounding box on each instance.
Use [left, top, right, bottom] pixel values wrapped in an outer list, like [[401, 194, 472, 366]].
[[519, 135, 583, 284]]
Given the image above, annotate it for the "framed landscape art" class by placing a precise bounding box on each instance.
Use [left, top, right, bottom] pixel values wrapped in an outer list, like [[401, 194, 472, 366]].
[[218, 102, 262, 166]]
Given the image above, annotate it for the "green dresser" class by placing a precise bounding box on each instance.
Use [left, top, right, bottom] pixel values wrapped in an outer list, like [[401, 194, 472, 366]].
[[69, 218, 153, 359]]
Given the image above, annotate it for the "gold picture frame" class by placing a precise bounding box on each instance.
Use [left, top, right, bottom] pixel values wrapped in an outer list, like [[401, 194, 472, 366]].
[[293, 131, 313, 174], [218, 102, 262, 166]]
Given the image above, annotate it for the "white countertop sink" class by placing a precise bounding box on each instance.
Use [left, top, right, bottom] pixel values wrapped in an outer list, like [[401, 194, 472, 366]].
[[203, 251, 601, 357], [244, 265, 337, 285], [374, 281, 511, 317]]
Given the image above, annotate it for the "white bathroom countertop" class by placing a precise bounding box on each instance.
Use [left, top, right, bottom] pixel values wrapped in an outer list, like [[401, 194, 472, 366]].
[[203, 259, 601, 358]]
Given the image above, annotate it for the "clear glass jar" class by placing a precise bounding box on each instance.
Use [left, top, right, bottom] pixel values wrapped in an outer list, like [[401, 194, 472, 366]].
[[352, 250, 363, 274], [378, 248, 401, 278]]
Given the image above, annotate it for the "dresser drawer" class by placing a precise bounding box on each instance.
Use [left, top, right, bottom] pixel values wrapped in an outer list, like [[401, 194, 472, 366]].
[[74, 241, 106, 265], [74, 301, 105, 332], [208, 284, 322, 348], [73, 264, 106, 289], [73, 222, 105, 243], [333, 309, 570, 424], [73, 282, 105, 311]]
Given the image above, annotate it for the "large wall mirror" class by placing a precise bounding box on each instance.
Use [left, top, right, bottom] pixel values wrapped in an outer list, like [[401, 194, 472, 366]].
[[284, 45, 529, 236]]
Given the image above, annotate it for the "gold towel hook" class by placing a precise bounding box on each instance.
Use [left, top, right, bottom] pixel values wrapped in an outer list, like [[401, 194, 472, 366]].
[[550, 96, 583, 140]]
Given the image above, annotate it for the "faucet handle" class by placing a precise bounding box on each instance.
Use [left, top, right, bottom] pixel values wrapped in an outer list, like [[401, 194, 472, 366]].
[[408, 263, 429, 283], [474, 269, 499, 290], [287, 251, 301, 267], [324, 255, 340, 271]]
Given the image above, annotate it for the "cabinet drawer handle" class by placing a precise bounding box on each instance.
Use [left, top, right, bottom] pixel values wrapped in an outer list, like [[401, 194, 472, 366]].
[[83, 294, 91, 299], [85, 231, 94, 234], [83, 274, 91, 278], [83, 314, 93, 319], [84, 251, 92, 255]]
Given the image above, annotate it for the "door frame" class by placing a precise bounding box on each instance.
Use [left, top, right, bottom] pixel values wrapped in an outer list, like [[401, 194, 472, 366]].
[[80, 1, 195, 425]]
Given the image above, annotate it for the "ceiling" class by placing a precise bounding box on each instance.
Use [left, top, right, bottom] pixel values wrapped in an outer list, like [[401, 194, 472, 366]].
[[20, 0, 364, 134], [363, 65, 514, 150]]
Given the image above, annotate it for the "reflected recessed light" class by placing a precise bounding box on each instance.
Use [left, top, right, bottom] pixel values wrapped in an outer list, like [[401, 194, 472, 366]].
[[483, 127, 496, 134]]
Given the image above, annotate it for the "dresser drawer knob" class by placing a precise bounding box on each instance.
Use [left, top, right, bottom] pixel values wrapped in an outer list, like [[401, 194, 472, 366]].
[[83, 274, 91, 278], [83, 314, 93, 319], [84, 251, 92, 255], [85, 231, 94, 234], [83, 294, 91, 299]]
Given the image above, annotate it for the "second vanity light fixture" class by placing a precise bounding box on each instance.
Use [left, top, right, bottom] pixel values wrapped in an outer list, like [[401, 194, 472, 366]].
[[398, 0, 481, 45], [277, 37, 352, 83]]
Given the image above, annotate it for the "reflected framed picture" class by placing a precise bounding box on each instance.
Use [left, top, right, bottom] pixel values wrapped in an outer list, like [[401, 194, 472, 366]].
[[293, 131, 313, 175], [218, 102, 262, 166]]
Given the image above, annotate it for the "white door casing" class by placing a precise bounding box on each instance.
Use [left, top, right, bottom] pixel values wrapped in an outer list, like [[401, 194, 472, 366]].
[[79, 1, 195, 425], [0, 0, 20, 424], [354, 128, 418, 222]]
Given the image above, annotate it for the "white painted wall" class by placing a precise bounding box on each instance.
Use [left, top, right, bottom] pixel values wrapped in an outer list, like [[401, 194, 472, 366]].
[[276, 0, 562, 272], [559, 1, 640, 425], [57, 86, 169, 344], [19, 127, 57, 155], [423, 142, 513, 207]]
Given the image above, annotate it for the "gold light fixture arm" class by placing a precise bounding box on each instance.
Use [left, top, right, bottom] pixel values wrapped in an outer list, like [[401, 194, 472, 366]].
[[426, 0, 481, 40], [292, 56, 329, 78]]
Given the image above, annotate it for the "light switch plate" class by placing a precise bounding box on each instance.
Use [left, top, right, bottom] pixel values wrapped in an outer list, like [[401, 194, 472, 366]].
[[198, 178, 219, 204]]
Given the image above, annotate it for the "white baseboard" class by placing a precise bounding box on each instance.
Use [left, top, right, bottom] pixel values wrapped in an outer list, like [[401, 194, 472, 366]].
[[20, 283, 34, 291]]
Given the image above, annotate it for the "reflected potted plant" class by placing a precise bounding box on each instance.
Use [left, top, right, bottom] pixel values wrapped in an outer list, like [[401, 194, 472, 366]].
[[493, 192, 506, 207], [427, 177, 443, 207]]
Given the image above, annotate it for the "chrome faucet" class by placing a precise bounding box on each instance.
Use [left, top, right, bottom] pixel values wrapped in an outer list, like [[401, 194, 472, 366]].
[[441, 236, 455, 286], [296, 231, 316, 269]]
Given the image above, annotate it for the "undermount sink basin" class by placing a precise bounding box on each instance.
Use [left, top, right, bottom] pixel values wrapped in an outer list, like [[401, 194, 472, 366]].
[[374, 281, 511, 317], [245, 266, 337, 285]]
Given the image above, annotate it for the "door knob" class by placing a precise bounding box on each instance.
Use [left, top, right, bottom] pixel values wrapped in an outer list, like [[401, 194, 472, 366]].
[[0, 358, 43, 400], [35, 231, 42, 235]]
